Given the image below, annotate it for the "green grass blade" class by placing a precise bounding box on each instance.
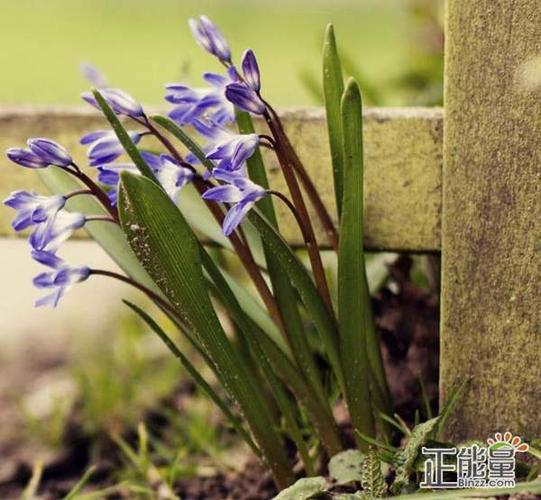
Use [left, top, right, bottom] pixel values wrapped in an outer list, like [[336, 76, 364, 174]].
[[339, 78, 374, 445], [323, 24, 345, 218], [435, 378, 470, 440], [123, 299, 261, 459], [236, 110, 331, 412], [118, 171, 293, 487], [92, 89, 155, 180], [64, 465, 97, 499]]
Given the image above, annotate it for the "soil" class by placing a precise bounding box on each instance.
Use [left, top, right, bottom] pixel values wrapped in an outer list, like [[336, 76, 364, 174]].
[[1, 256, 536, 499]]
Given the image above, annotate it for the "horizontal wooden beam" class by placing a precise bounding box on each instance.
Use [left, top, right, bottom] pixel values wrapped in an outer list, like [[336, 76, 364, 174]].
[[0, 106, 442, 251]]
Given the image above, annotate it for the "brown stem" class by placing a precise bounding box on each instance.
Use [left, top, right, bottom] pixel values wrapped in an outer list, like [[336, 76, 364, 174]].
[[264, 112, 334, 315], [86, 216, 118, 224], [65, 189, 93, 200], [266, 105, 339, 251], [89, 269, 179, 320], [71, 167, 119, 222]]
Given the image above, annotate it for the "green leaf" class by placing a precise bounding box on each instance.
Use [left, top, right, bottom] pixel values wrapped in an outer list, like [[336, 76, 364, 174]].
[[219, 267, 289, 355], [248, 209, 344, 392], [256, 332, 343, 458], [236, 109, 332, 424], [361, 449, 387, 498], [200, 249, 314, 475], [39, 167, 157, 293], [391, 480, 541, 500], [150, 114, 215, 173], [178, 183, 232, 249], [273, 477, 327, 500], [123, 299, 261, 458], [329, 449, 365, 485], [392, 416, 440, 494], [64, 466, 97, 500], [435, 378, 470, 440], [118, 171, 293, 487], [323, 24, 345, 218], [92, 89, 155, 180], [339, 78, 374, 443], [151, 114, 267, 266]]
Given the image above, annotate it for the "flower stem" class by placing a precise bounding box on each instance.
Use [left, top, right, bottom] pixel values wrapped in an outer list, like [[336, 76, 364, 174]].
[[65, 189, 93, 200], [86, 215, 118, 224], [264, 111, 335, 316], [265, 104, 339, 251], [89, 269, 179, 320], [69, 165, 119, 223]]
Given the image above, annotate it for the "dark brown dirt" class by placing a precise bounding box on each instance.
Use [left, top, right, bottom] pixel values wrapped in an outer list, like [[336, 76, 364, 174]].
[[0, 255, 484, 499]]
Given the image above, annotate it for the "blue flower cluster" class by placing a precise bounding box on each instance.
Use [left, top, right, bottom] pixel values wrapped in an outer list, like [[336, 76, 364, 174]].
[[4, 15, 273, 306], [166, 16, 271, 235], [4, 139, 91, 307]]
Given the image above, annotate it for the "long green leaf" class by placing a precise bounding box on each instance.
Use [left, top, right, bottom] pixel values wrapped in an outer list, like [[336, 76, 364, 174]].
[[248, 209, 344, 392], [150, 114, 215, 173], [236, 110, 331, 412], [92, 89, 155, 180], [151, 114, 266, 266], [323, 24, 345, 218], [200, 249, 315, 474], [257, 329, 343, 456], [118, 171, 293, 487], [339, 78, 374, 445], [157, 110, 343, 400], [123, 299, 261, 458], [39, 167, 158, 293]]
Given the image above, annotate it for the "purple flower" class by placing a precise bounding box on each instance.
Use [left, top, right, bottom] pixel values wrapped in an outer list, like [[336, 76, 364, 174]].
[[225, 83, 266, 115], [29, 210, 86, 253], [27, 138, 72, 167], [166, 69, 236, 126], [189, 16, 231, 63], [81, 88, 144, 118], [97, 163, 139, 205], [96, 152, 193, 205], [6, 148, 48, 169], [4, 191, 66, 231], [202, 170, 267, 236], [153, 154, 195, 203], [241, 49, 261, 92], [81, 130, 141, 166], [32, 250, 90, 308], [193, 119, 259, 171], [80, 62, 108, 88]]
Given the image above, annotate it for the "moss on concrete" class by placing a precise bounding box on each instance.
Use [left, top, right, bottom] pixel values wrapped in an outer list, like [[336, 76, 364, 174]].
[[441, 0, 541, 440]]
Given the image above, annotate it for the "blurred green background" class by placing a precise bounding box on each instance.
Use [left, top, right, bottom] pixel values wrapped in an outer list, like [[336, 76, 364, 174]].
[[0, 0, 443, 107]]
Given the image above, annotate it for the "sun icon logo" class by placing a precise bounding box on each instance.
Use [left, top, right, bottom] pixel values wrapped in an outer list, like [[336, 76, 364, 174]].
[[487, 432, 529, 453]]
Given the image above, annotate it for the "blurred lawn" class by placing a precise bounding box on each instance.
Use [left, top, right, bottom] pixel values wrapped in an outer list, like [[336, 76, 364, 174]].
[[0, 0, 416, 106]]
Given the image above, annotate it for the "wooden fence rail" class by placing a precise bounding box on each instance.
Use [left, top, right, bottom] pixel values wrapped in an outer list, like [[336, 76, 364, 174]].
[[0, 106, 442, 251], [0, 0, 538, 440]]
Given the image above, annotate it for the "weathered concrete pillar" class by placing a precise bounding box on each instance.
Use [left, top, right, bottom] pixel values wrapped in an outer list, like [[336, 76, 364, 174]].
[[441, 0, 541, 440]]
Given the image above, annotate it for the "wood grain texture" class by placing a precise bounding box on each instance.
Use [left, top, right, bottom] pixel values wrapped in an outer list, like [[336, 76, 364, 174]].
[[441, 0, 541, 439], [0, 106, 443, 251]]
